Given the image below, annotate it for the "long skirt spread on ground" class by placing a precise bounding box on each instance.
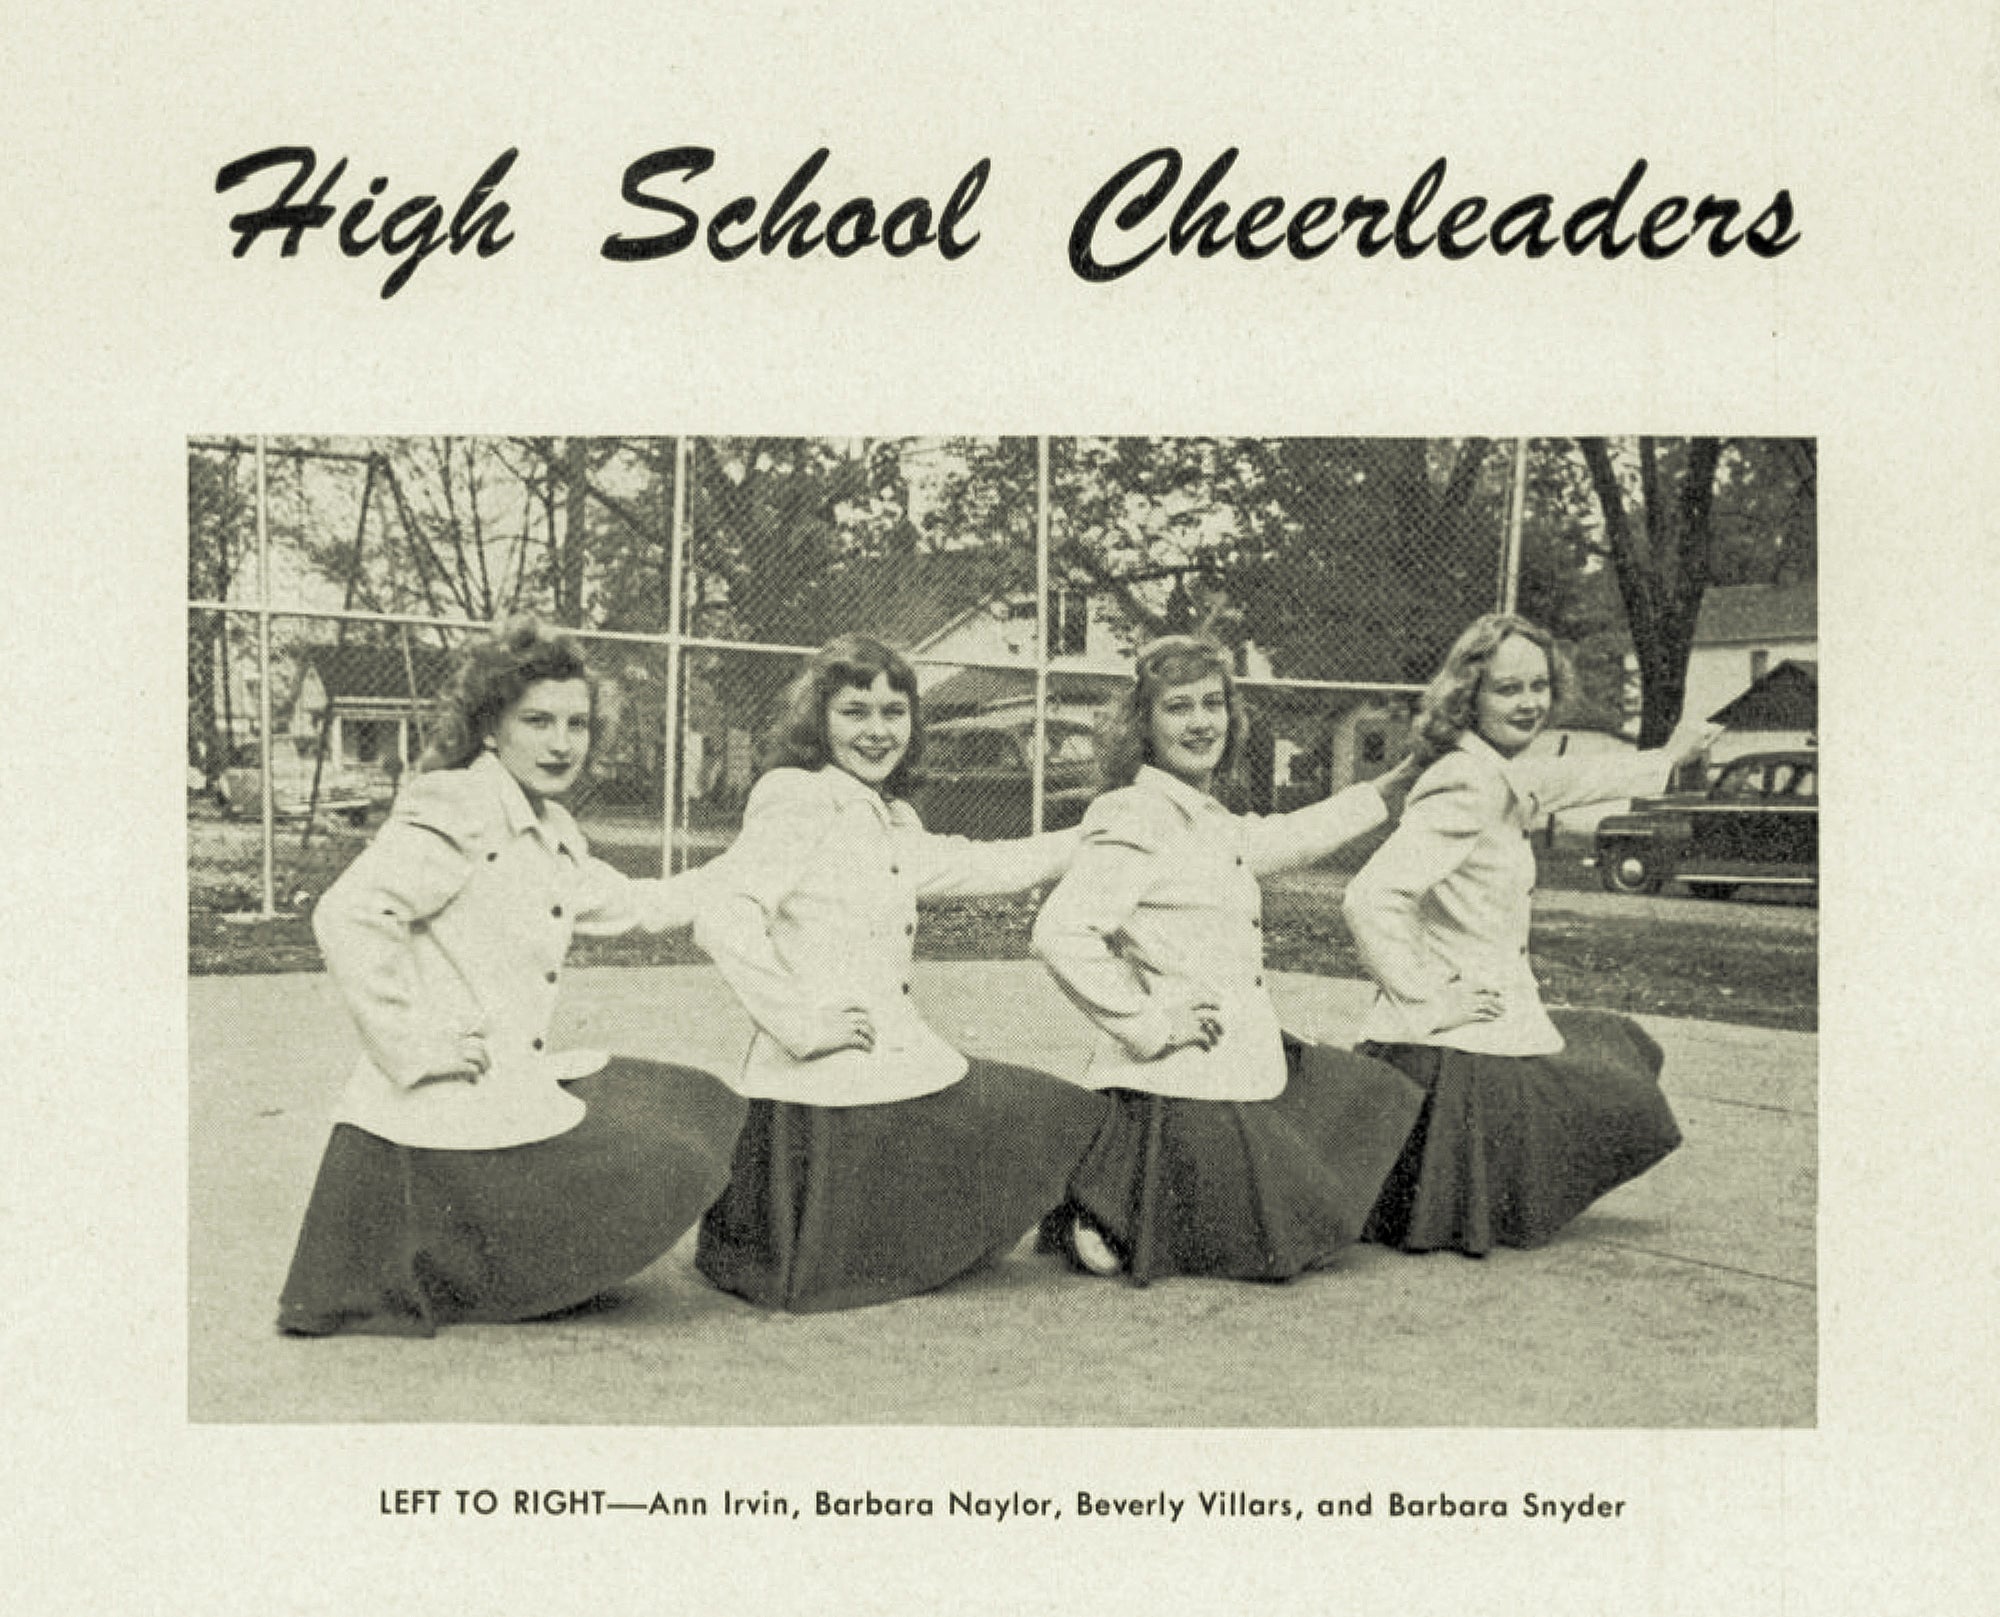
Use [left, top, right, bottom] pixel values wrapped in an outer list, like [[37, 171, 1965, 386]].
[[1361, 1007, 1682, 1256], [1060, 1038, 1427, 1286], [694, 1059, 1112, 1313], [277, 1059, 749, 1338]]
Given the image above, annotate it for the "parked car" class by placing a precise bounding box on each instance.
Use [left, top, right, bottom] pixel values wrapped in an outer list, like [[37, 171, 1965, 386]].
[[1592, 750, 1817, 899], [215, 766, 376, 828], [916, 709, 1099, 839]]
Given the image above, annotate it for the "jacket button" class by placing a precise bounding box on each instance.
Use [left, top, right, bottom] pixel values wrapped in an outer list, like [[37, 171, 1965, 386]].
[[486, 851, 499, 862], [545, 970, 558, 984], [551, 905, 563, 918], [901, 983, 911, 994], [532, 1037, 544, 1051], [890, 865, 900, 876], [1255, 975, 1264, 987], [905, 922, 915, 936]]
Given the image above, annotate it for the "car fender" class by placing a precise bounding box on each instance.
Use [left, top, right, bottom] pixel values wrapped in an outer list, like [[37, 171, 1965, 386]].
[[1595, 812, 1691, 843]]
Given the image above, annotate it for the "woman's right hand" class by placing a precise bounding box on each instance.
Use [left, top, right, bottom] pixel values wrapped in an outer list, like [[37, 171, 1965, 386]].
[[799, 1003, 877, 1058], [1432, 979, 1504, 1032], [1162, 995, 1225, 1053], [419, 1032, 490, 1084]]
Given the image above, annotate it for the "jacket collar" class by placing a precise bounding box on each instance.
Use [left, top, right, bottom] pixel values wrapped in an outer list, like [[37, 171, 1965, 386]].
[[817, 762, 897, 824], [1453, 730, 1531, 808], [471, 751, 581, 856], [1135, 764, 1226, 821]]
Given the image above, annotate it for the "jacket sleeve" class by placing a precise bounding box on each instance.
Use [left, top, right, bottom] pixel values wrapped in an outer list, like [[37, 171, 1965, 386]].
[[311, 772, 481, 1086], [1237, 781, 1390, 877], [896, 804, 1082, 899], [1505, 746, 1676, 820], [691, 770, 841, 1058], [1341, 760, 1497, 1035], [1030, 794, 1176, 1059], [570, 853, 717, 937]]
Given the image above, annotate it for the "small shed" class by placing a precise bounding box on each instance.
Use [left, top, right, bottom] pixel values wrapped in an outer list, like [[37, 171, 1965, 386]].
[[288, 644, 454, 789]]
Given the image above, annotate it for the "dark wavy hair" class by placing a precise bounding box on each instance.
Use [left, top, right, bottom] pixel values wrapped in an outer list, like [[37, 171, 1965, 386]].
[[1095, 635, 1246, 792], [417, 615, 595, 772], [1410, 612, 1574, 765], [759, 634, 925, 798]]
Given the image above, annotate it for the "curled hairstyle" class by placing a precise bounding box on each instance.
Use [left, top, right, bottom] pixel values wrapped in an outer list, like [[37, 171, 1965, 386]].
[[760, 634, 925, 798], [418, 615, 594, 772], [1411, 612, 1573, 765], [1096, 635, 1247, 792]]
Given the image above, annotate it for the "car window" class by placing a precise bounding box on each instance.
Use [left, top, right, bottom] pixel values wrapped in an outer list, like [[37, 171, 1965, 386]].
[[1766, 763, 1797, 795], [926, 735, 970, 770], [971, 733, 1018, 769], [1791, 765, 1817, 798], [1715, 763, 1763, 798]]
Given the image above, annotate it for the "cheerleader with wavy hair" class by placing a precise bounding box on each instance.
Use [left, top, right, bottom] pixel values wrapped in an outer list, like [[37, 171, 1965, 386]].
[[277, 616, 745, 1336], [1344, 612, 1712, 1255], [691, 634, 1110, 1312], [1029, 634, 1427, 1284]]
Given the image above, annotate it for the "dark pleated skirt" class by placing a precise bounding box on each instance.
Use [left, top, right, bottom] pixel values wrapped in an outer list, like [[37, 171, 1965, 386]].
[[277, 1059, 748, 1338], [1058, 1038, 1427, 1286], [1362, 1007, 1682, 1256], [694, 1059, 1112, 1313]]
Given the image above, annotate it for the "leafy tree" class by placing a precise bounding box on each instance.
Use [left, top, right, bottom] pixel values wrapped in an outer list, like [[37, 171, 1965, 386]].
[[1575, 436, 1815, 745]]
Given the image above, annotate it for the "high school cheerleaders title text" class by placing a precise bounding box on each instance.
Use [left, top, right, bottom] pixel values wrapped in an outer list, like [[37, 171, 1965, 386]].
[[213, 145, 1801, 300]]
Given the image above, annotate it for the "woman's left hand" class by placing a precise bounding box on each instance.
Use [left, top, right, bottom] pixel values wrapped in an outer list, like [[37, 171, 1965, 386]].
[[1664, 720, 1725, 784], [1374, 753, 1424, 818]]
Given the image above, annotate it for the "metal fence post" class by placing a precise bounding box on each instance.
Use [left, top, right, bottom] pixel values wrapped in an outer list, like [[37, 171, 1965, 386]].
[[1031, 436, 1051, 832], [255, 436, 276, 917], [661, 434, 690, 875]]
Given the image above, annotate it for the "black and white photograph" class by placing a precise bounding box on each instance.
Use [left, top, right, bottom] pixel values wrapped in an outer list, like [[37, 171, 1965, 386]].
[[187, 433, 1815, 1427], [7, 2, 1997, 1613]]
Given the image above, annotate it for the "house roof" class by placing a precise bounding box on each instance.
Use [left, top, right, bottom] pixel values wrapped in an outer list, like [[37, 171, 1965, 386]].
[[813, 549, 1030, 651], [301, 644, 455, 704], [1693, 583, 1817, 646], [1709, 659, 1818, 729]]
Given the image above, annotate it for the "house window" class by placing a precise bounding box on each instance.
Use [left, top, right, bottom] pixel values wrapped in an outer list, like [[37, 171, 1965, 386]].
[[1044, 588, 1088, 658]]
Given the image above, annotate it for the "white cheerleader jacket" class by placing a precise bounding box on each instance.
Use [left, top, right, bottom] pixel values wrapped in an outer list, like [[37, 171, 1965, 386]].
[[312, 753, 712, 1150], [693, 765, 1078, 1106], [1343, 733, 1676, 1056], [1031, 766, 1390, 1100]]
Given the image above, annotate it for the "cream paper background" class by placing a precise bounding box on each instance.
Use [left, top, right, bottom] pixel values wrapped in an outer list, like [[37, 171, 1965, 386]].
[[5, 3, 1993, 1612]]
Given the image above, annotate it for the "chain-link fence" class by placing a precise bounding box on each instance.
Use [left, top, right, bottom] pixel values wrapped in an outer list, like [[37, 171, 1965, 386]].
[[188, 434, 1550, 968]]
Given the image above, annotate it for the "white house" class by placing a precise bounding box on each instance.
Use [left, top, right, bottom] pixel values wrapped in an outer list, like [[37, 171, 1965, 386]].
[[1685, 583, 1817, 762]]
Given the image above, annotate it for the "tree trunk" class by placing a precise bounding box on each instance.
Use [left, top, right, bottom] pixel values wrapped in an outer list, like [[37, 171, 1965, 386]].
[[1577, 436, 1726, 746]]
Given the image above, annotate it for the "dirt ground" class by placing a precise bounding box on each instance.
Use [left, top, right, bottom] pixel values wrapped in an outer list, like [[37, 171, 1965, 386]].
[[188, 961, 1815, 1427]]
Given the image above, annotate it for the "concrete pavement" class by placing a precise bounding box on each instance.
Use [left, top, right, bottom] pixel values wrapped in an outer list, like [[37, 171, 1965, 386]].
[[188, 961, 1814, 1426]]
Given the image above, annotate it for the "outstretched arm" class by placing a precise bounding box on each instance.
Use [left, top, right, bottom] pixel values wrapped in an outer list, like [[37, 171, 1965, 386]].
[[901, 813, 1083, 899], [1237, 774, 1396, 878], [570, 853, 720, 937]]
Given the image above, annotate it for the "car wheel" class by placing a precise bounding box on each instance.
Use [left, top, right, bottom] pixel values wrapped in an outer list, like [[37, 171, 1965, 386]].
[[1684, 881, 1738, 901], [1598, 842, 1664, 896]]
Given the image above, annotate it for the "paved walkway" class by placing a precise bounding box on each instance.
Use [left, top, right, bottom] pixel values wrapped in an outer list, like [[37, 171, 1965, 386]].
[[188, 962, 1814, 1427]]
